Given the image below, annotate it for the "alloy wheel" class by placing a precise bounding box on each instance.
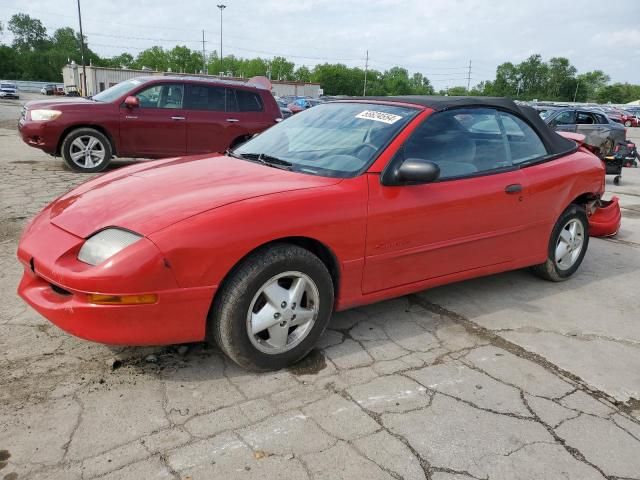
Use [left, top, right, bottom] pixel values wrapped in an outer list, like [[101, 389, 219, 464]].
[[554, 219, 585, 270], [69, 135, 106, 169], [246, 271, 319, 354]]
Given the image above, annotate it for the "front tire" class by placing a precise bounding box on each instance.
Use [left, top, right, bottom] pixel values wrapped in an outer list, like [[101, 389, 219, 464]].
[[210, 244, 334, 371], [531, 204, 589, 282], [61, 128, 113, 173]]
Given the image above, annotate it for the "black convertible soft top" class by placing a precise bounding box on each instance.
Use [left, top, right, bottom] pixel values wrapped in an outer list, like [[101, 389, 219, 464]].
[[358, 96, 578, 157]]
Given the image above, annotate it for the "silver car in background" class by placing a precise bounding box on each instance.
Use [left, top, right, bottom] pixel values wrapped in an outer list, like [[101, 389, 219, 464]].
[[542, 107, 626, 156], [0, 82, 19, 99]]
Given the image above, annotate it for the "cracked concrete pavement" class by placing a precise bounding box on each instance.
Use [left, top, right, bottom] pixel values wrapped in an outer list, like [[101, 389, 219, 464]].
[[1, 96, 639, 479]]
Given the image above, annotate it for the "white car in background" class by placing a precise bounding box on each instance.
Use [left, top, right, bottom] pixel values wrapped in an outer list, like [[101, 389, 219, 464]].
[[0, 82, 19, 99]]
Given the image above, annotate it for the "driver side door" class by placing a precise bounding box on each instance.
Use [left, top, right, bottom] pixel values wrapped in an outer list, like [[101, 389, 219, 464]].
[[119, 82, 187, 157], [363, 108, 529, 293]]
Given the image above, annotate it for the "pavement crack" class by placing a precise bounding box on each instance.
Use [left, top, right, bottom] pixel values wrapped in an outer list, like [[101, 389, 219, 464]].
[[409, 295, 636, 414], [61, 394, 84, 462], [520, 392, 612, 480], [493, 326, 640, 349], [332, 385, 432, 478]]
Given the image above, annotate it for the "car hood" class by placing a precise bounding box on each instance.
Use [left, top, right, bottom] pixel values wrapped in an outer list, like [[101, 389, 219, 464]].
[[25, 98, 95, 110], [48, 154, 342, 238]]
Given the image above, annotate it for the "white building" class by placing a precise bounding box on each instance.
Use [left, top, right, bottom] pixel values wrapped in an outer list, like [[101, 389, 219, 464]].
[[62, 64, 322, 98]]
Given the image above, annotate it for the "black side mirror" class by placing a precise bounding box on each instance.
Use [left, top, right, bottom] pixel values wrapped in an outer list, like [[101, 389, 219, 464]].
[[384, 158, 440, 185]]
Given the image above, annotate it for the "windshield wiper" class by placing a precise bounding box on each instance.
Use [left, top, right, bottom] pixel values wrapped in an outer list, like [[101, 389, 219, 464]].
[[237, 152, 294, 170], [225, 149, 244, 159]]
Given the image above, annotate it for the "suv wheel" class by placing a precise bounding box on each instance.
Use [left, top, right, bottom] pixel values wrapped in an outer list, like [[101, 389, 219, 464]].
[[210, 243, 334, 371], [531, 204, 589, 282], [61, 128, 113, 173]]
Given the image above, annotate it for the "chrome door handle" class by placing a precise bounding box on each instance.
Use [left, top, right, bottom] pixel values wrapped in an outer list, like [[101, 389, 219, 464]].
[[505, 184, 523, 194], [226, 118, 240, 122], [171, 116, 185, 121]]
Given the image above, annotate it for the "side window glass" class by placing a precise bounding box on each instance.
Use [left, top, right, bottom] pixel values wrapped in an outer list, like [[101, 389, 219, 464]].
[[235, 89, 264, 112], [554, 111, 575, 125], [403, 108, 510, 180], [185, 84, 225, 111], [576, 112, 595, 125], [498, 112, 548, 164], [135, 84, 183, 109]]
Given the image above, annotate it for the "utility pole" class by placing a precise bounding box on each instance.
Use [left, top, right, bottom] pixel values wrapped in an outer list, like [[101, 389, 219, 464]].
[[466, 59, 472, 93], [217, 4, 226, 72], [363, 50, 369, 96], [76, 0, 87, 96], [201, 30, 207, 74], [573, 80, 580, 103]]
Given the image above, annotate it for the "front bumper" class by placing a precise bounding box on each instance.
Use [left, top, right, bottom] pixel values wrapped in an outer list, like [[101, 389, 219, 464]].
[[17, 215, 215, 345], [18, 119, 59, 154], [18, 269, 214, 345]]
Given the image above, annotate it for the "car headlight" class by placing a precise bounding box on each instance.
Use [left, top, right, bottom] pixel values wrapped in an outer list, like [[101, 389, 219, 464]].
[[78, 228, 142, 266], [30, 109, 62, 121]]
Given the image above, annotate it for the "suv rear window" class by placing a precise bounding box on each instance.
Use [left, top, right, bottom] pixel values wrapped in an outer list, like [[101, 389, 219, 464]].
[[185, 84, 226, 111], [234, 89, 264, 112]]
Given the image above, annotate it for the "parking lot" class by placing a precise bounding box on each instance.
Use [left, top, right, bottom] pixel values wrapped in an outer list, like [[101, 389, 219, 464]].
[[1, 94, 640, 479]]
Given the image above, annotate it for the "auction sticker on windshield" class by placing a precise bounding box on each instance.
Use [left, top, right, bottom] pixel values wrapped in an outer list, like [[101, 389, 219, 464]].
[[356, 110, 403, 124]]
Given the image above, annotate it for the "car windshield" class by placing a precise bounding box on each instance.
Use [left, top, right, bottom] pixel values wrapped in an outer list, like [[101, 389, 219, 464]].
[[1, 84, 15, 89], [93, 79, 144, 102], [234, 102, 417, 177]]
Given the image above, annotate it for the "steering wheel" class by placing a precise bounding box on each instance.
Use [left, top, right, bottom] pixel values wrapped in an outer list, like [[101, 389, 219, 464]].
[[353, 143, 378, 158]]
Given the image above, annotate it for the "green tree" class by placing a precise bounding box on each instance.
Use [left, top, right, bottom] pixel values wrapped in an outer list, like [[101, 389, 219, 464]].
[[167, 45, 202, 73], [270, 56, 295, 80], [575, 70, 610, 102], [596, 83, 640, 104], [0, 45, 19, 79], [294, 65, 312, 83], [135, 46, 168, 71], [410, 72, 435, 95], [102, 53, 135, 69], [381, 67, 412, 95], [8, 13, 48, 52], [312, 63, 363, 95], [546, 57, 577, 100]]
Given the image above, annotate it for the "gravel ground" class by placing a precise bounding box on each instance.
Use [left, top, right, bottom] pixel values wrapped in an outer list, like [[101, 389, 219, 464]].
[[1, 96, 639, 480]]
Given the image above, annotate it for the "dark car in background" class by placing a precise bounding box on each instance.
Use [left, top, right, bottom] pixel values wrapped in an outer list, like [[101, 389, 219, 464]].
[[19, 76, 282, 172], [275, 97, 293, 118], [41, 84, 56, 96], [542, 107, 626, 156], [0, 82, 19, 99]]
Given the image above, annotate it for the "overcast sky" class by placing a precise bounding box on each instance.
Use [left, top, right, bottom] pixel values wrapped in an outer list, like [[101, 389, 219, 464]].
[[1, 0, 638, 87]]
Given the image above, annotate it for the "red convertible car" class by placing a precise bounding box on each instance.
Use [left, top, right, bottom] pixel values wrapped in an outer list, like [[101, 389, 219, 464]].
[[17, 96, 605, 370]]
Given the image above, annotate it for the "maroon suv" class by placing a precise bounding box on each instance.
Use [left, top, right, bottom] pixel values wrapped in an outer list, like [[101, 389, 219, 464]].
[[19, 76, 282, 172]]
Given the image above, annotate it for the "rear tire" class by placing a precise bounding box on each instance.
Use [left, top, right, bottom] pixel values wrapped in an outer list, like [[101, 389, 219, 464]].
[[210, 243, 334, 371], [625, 120, 632, 127], [61, 128, 112, 173], [531, 204, 589, 282]]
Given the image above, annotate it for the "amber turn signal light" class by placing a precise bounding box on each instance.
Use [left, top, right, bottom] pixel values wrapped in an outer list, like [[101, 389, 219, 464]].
[[87, 293, 158, 305]]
